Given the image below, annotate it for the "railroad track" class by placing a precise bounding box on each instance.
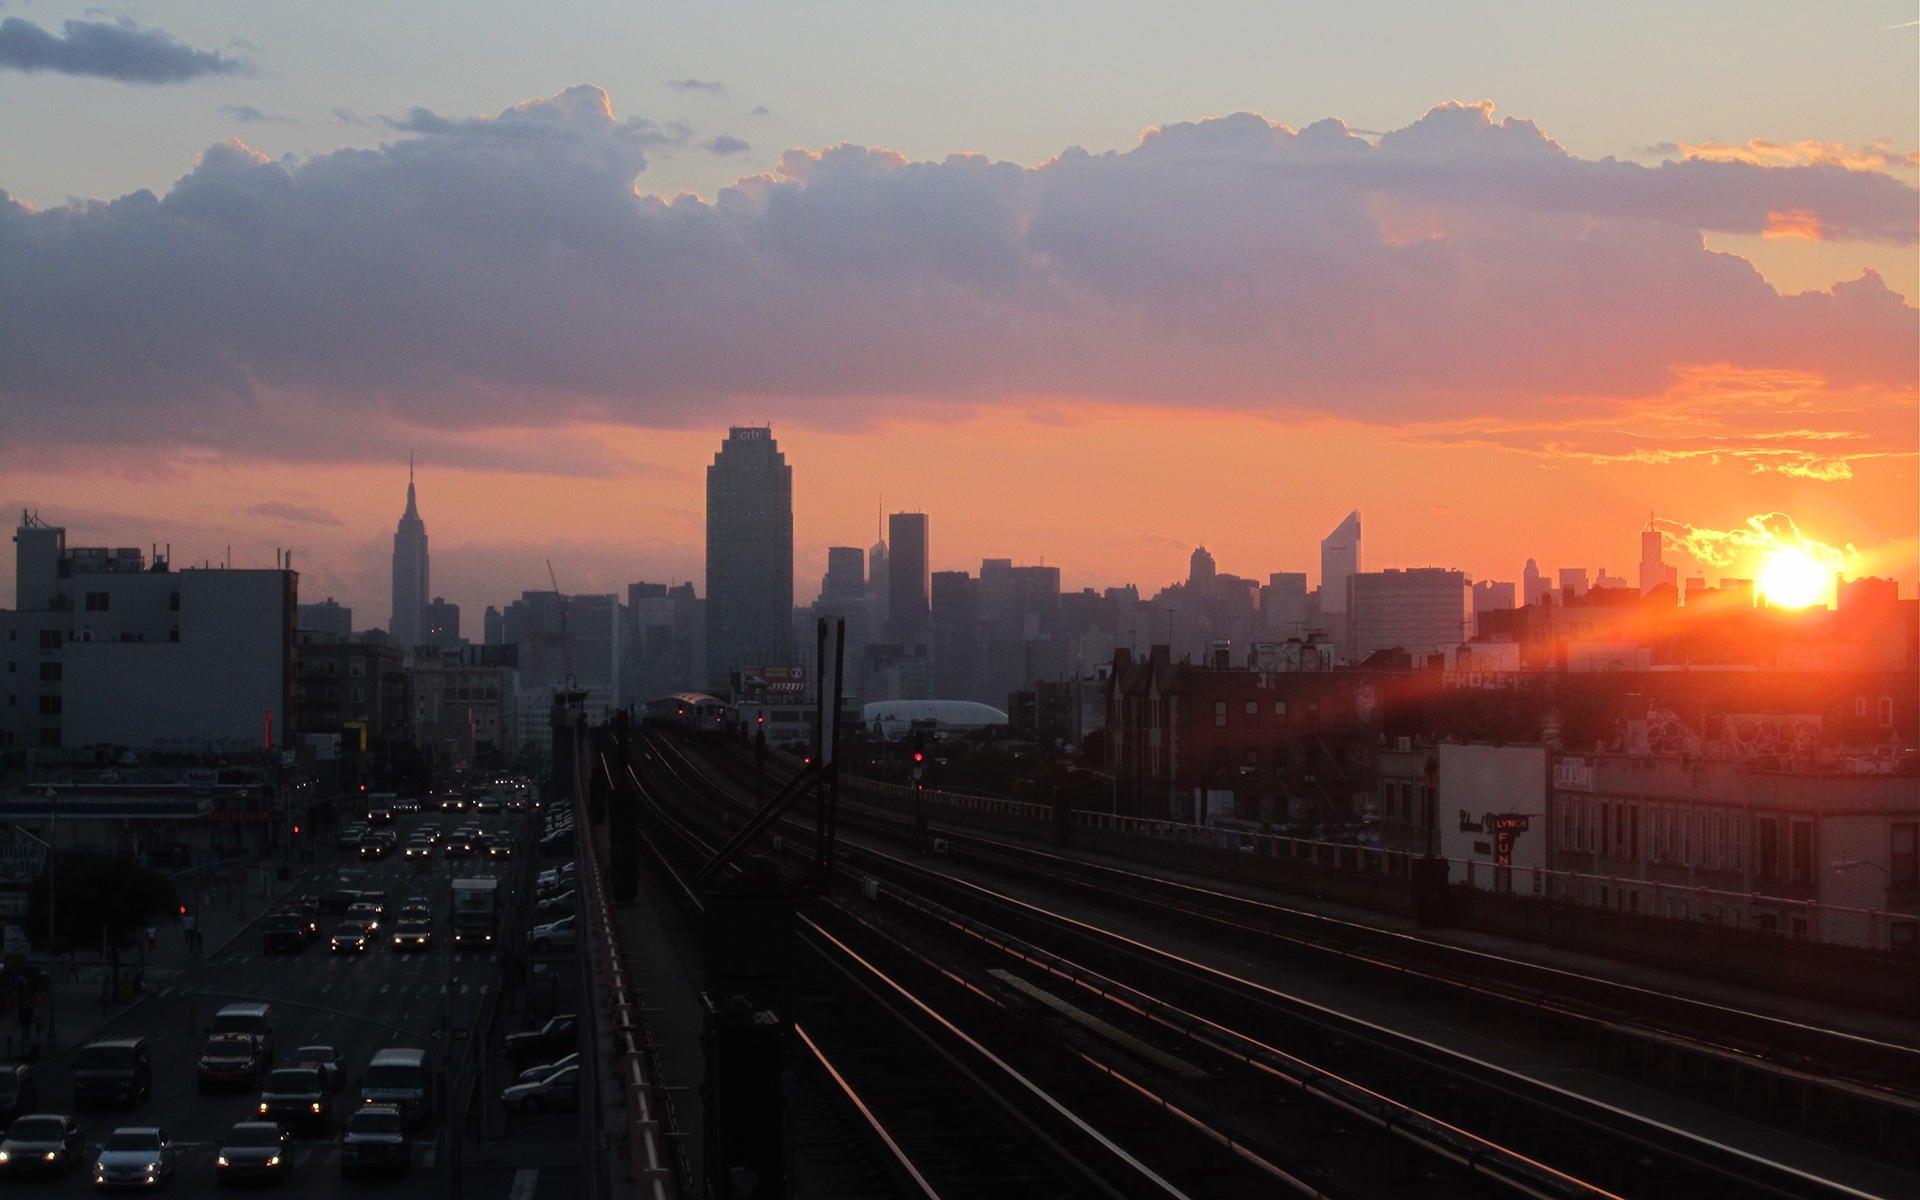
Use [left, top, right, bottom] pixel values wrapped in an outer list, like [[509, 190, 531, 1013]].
[[628, 727, 1920, 1200]]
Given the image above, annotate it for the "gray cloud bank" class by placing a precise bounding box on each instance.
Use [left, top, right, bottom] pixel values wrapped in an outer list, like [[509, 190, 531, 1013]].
[[0, 88, 1913, 455], [0, 18, 251, 83]]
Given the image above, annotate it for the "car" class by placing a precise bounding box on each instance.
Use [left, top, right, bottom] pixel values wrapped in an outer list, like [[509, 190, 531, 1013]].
[[515, 1051, 578, 1083], [210, 1004, 276, 1061], [261, 915, 307, 956], [292, 1047, 341, 1092], [536, 891, 576, 918], [505, 1015, 577, 1069], [358, 891, 391, 918], [0, 1065, 39, 1122], [92, 1125, 175, 1189], [397, 903, 433, 924], [318, 889, 362, 915], [436, 795, 465, 813], [197, 1035, 267, 1091], [529, 916, 576, 952], [537, 864, 575, 889], [0, 1112, 84, 1175], [344, 903, 382, 934], [442, 835, 475, 859], [390, 922, 433, 953], [257, 1067, 331, 1133], [402, 841, 432, 862], [501, 1064, 578, 1113], [487, 838, 516, 861], [71, 1037, 152, 1108], [335, 824, 367, 850], [358, 838, 392, 862], [539, 829, 575, 855], [338, 1104, 410, 1178], [215, 1121, 291, 1185], [329, 924, 369, 955]]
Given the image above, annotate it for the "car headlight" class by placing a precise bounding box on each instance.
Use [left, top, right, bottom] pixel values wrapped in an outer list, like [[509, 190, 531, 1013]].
[[260, 1102, 270, 1112], [266, 1156, 281, 1167], [217, 1156, 229, 1167], [312, 1102, 322, 1112], [1, 1149, 12, 1161], [45, 1151, 57, 1161]]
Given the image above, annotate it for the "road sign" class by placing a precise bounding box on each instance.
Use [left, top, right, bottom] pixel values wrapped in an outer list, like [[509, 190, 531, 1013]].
[[0, 890, 26, 917]]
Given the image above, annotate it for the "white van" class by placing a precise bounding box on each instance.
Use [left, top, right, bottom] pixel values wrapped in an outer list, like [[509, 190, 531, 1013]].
[[210, 1003, 276, 1061], [360, 1047, 435, 1127]]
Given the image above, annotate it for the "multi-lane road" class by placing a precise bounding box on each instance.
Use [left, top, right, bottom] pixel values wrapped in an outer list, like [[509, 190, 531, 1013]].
[[8, 809, 583, 1200]]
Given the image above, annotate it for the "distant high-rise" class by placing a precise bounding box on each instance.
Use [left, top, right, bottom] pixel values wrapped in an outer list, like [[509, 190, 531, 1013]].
[[820, 546, 866, 605], [1188, 546, 1217, 599], [1639, 521, 1678, 593], [888, 512, 930, 643], [483, 605, 505, 646], [1319, 512, 1361, 614], [298, 597, 353, 639], [1262, 572, 1308, 631], [424, 596, 461, 647], [1348, 568, 1471, 661], [390, 464, 429, 648], [868, 537, 890, 634], [705, 427, 794, 690]]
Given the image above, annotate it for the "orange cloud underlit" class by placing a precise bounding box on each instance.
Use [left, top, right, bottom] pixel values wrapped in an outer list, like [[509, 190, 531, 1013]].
[[1666, 138, 1920, 173], [1763, 209, 1824, 241]]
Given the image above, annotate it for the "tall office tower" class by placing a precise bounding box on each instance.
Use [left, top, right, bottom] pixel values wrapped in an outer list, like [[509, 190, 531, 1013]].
[[820, 546, 866, 604], [483, 606, 505, 646], [705, 427, 794, 691], [1557, 568, 1589, 598], [1347, 568, 1472, 661], [390, 464, 430, 648], [887, 512, 930, 643], [1639, 522, 1678, 593], [1523, 558, 1550, 606], [423, 597, 461, 646], [1188, 546, 1217, 599], [930, 570, 979, 699], [1319, 512, 1361, 614], [1262, 572, 1308, 631], [868, 537, 890, 635]]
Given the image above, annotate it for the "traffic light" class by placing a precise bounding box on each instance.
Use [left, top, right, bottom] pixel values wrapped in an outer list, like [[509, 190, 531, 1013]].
[[910, 730, 925, 764]]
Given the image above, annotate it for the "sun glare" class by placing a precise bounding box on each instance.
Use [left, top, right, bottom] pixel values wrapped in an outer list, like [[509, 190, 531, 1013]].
[[1759, 549, 1825, 608]]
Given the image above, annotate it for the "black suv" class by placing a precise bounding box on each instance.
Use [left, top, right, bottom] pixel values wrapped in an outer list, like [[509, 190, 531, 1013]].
[[71, 1036, 152, 1107], [262, 914, 308, 955], [339, 1103, 411, 1178], [258, 1066, 332, 1132]]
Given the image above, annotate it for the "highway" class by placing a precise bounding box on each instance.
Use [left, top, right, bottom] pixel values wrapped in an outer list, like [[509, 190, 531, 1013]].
[[7, 810, 583, 1200]]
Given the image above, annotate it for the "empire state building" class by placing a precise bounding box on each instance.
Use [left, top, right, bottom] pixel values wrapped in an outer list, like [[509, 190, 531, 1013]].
[[390, 466, 430, 648]]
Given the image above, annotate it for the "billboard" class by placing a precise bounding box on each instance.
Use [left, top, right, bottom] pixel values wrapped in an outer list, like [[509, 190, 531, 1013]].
[[1438, 743, 1547, 889]]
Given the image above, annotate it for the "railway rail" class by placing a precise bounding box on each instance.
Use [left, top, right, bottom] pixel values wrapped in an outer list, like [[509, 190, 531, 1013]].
[[624, 728, 1920, 1200]]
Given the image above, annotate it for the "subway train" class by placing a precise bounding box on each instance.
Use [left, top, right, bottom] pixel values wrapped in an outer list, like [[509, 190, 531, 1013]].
[[642, 692, 732, 735]]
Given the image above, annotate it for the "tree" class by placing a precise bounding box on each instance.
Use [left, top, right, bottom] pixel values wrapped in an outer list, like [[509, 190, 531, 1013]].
[[24, 854, 181, 953]]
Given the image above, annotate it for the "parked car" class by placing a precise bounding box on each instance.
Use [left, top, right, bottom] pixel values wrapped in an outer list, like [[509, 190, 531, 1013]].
[[536, 891, 576, 918], [258, 1067, 331, 1133], [537, 864, 575, 890], [0, 1065, 39, 1122], [91, 1126, 175, 1189], [515, 1051, 578, 1083], [197, 1035, 267, 1092], [338, 1104, 410, 1179], [505, 1015, 577, 1069], [292, 1047, 341, 1092], [501, 1064, 578, 1113], [529, 917, 576, 953], [0, 1112, 84, 1176], [71, 1037, 152, 1108], [214, 1121, 291, 1186]]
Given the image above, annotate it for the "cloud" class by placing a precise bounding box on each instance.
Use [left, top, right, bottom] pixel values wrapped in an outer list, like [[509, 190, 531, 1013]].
[[248, 501, 343, 525], [704, 134, 750, 155], [1654, 513, 1851, 575], [749, 106, 770, 117], [0, 91, 1913, 460], [667, 78, 724, 93], [1646, 138, 1919, 175], [219, 103, 293, 125], [0, 17, 251, 83], [331, 106, 371, 126]]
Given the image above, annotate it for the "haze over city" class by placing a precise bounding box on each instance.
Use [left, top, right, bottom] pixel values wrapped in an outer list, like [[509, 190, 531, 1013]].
[[0, 6, 1917, 1200]]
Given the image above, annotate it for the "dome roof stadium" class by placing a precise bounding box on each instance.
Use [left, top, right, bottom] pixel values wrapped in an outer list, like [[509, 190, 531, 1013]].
[[862, 699, 1007, 738]]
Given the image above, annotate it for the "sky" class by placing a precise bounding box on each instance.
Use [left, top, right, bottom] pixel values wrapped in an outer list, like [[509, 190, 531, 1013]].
[[1, 1, 1915, 628]]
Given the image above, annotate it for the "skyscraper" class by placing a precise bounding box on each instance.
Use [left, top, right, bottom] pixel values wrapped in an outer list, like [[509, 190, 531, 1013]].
[[424, 596, 461, 647], [1319, 511, 1361, 614], [705, 426, 794, 691], [887, 512, 930, 643], [390, 464, 429, 647], [1639, 521, 1678, 593], [1188, 546, 1217, 599]]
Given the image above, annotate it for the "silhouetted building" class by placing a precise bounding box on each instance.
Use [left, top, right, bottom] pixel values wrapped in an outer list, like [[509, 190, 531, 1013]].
[[424, 596, 461, 647], [887, 513, 929, 644], [930, 570, 978, 700], [706, 427, 794, 692], [1639, 523, 1678, 594], [298, 597, 352, 639], [1188, 546, 1217, 598], [1319, 512, 1361, 616], [483, 605, 504, 646], [1347, 568, 1471, 661], [1262, 572, 1308, 633], [1524, 558, 1550, 606], [390, 466, 429, 648]]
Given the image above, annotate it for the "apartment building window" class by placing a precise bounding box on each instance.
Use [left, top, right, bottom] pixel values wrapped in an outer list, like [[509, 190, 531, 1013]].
[[1893, 823, 1918, 886], [1879, 698, 1895, 727], [1758, 818, 1779, 878], [38, 728, 60, 748], [1855, 696, 1867, 717], [6, 661, 13, 674], [1243, 700, 1259, 727], [37, 695, 61, 715], [84, 592, 109, 612], [1789, 821, 1813, 884], [350, 658, 367, 678], [39, 629, 61, 649], [1214, 701, 1228, 727], [1244, 749, 1260, 768], [351, 686, 364, 704], [168, 592, 180, 612], [1272, 701, 1287, 722], [38, 662, 61, 683]]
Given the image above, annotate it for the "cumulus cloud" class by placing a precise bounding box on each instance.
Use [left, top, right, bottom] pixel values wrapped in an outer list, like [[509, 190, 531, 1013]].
[[0, 91, 1913, 459], [667, 78, 725, 93], [248, 501, 343, 525], [0, 17, 251, 83], [704, 134, 750, 155]]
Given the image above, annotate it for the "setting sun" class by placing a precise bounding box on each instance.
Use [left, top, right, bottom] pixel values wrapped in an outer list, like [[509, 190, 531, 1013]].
[[1760, 548, 1826, 608]]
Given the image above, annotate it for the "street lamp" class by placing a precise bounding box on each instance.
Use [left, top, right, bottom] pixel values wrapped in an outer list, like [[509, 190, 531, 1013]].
[[1832, 858, 1894, 881]]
